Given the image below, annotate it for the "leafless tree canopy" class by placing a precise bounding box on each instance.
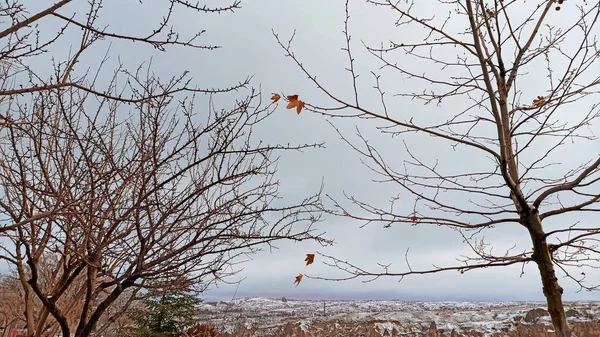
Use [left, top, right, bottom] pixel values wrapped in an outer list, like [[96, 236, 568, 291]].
[[0, 1, 328, 337], [275, 0, 599, 336]]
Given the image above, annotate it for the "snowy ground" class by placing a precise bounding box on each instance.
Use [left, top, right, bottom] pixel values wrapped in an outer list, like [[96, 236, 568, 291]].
[[196, 297, 600, 336]]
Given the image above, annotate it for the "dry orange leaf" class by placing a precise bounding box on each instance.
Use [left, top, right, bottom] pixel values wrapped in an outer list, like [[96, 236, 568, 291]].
[[271, 93, 281, 103], [286, 94, 299, 109], [533, 95, 545, 107], [296, 101, 305, 114], [284, 95, 305, 114], [305, 253, 315, 266], [294, 273, 303, 286]]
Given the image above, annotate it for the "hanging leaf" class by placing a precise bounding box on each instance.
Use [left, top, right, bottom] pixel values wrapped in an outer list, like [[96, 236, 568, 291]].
[[305, 253, 315, 266], [296, 101, 305, 114], [286, 94, 299, 109], [271, 93, 281, 103], [283, 95, 305, 114], [294, 273, 303, 286], [532, 95, 545, 107]]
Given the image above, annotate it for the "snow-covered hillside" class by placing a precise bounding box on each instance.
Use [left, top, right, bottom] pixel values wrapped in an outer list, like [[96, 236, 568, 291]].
[[196, 297, 600, 336]]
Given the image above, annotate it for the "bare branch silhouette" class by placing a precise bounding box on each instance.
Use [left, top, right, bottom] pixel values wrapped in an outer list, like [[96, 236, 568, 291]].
[[276, 1, 600, 336]]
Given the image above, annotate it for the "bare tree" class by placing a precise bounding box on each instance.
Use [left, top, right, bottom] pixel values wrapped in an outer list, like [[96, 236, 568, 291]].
[[0, 274, 24, 328], [0, 1, 329, 337], [0, 255, 88, 337], [275, 1, 600, 336]]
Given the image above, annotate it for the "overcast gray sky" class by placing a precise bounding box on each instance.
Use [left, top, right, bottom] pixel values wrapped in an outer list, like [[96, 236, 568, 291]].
[[10, 0, 600, 302]]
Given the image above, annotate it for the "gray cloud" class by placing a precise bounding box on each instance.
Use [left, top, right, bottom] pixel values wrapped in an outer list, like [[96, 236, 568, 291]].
[[6, 0, 598, 302]]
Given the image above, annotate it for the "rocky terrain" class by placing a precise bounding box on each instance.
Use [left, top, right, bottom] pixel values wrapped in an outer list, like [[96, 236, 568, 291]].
[[195, 297, 600, 337]]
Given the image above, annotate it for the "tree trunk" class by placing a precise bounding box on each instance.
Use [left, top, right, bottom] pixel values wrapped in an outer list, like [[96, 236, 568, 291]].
[[24, 292, 36, 337], [34, 308, 51, 337], [16, 253, 36, 337], [526, 211, 571, 337], [73, 277, 137, 337]]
